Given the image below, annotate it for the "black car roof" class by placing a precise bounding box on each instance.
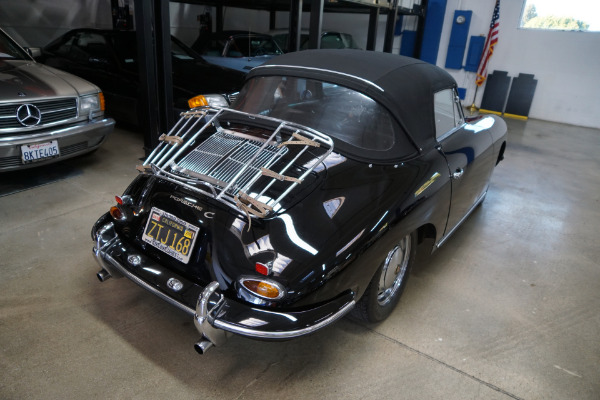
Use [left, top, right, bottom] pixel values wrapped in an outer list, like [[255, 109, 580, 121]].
[[249, 49, 457, 152]]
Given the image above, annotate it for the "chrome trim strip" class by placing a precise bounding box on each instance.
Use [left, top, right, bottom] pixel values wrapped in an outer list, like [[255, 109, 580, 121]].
[[436, 188, 488, 248], [213, 300, 356, 339], [255, 65, 385, 92], [436, 122, 466, 142]]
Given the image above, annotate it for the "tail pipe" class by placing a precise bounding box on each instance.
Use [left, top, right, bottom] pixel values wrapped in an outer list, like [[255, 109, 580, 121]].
[[194, 340, 214, 355], [97, 269, 111, 282]]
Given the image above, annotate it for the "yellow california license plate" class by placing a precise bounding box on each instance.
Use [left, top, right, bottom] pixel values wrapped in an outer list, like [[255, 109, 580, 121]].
[[142, 207, 199, 264]]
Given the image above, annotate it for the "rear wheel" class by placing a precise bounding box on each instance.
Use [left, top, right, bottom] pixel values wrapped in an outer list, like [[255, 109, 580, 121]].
[[352, 231, 416, 323]]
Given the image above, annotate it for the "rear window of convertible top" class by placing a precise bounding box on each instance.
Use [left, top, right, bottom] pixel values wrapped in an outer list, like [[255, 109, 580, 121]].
[[232, 76, 398, 153]]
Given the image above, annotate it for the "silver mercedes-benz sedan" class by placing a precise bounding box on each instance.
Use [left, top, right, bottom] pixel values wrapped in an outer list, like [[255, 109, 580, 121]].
[[0, 28, 115, 172]]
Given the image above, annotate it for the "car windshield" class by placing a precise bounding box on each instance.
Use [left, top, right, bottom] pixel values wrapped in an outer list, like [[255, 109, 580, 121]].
[[233, 76, 396, 152], [0, 31, 29, 60], [229, 37, 282, 57], [108, 33, 203, 73], [171, 37, 203, 62]]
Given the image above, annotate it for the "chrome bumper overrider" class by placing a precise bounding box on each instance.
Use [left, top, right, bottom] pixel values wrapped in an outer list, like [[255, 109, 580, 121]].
[[92, 219, 356, 353]]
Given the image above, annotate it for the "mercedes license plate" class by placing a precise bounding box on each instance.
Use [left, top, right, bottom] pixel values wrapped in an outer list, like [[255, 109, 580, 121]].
[[21, 141, 60, 163], [142, 208, 200, 264]]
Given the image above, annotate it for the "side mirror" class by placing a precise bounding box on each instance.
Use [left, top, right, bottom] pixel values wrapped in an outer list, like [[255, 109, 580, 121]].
[[26, 47, 41, 59]]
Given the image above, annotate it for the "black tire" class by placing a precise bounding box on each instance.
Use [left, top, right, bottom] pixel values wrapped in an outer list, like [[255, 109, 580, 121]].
[[352, 231, 416, 323]]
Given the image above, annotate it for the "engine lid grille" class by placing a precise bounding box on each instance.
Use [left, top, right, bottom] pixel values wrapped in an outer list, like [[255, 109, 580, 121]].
[[141, 107, 334, 220], [176, 131, 286, 195]]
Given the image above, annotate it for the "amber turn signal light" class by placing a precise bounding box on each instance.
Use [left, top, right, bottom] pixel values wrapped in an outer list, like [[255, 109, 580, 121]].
[[240, 278, 285, 300], [109, 206, 124, 221], [188, 95, 208, 109], [99, 92, 106, 111]]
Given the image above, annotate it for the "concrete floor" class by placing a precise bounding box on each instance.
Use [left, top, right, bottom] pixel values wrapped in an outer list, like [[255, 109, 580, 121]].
[[1, 117, 599, 400]]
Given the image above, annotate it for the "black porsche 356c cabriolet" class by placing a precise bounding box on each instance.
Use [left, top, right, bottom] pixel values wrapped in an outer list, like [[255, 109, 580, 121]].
[[92, 50, 506, 354]]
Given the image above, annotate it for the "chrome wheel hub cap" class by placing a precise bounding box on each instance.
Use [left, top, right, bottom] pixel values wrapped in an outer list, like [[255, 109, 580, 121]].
[[377, 234, 411, 306]]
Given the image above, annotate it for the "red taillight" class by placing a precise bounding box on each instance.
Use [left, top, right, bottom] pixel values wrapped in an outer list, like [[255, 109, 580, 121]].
[[115, 196, 123, 205], [255, 262, 269, 276]]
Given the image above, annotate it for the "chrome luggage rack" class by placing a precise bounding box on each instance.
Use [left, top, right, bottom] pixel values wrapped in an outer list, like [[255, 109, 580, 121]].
[[141, 106, 334, 221]]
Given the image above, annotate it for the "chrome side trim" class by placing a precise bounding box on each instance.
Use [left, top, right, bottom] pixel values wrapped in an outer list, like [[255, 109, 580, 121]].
[[213, 300, 356, 340], [436, 188, 487, 248], [436, 122, 466, 142]]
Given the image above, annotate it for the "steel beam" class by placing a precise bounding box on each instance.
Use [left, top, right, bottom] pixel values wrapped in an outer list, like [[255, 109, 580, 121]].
[[366, 7, 380, 50], [308, 0, 324, 49]]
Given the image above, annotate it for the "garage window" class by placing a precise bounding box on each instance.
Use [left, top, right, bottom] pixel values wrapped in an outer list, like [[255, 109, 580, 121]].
[[520, 0, 599, 32]]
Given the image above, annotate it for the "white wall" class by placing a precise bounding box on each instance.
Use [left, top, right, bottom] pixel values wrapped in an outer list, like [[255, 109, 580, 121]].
[[438, 0, 600, 129], [0, 0, 113, 46], [169, 3, 205, 45], [1, 0, 598, 128]]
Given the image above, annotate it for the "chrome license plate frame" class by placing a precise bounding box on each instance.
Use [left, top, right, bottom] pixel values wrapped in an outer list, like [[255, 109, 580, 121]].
[[142, 207, 200, 264], [21, 140, 60, 163]]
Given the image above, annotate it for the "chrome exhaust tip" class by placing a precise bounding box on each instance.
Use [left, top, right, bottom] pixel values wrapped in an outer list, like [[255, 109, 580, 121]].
[[97, 269, 111, 282], [194, 339, 214, 355]]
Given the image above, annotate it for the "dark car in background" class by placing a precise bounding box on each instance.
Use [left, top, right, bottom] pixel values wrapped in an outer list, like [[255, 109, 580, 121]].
[[272, 31, 361, 53], [0, 28, 114, 172], [92, 50, 506, 354], [38, 29, 245, 126], [192, 31, 283, 73]]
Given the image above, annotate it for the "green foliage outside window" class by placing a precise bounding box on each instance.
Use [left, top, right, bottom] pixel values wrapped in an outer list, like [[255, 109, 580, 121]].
[[520, 2, 596, 32]]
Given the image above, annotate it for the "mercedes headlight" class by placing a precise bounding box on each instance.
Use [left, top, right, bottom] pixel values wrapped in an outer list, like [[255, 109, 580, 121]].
[[79, 92, 105, 115]]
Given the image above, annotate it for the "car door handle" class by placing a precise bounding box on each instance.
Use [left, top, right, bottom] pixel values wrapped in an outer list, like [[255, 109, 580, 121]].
[[452, 168, 464, 179]]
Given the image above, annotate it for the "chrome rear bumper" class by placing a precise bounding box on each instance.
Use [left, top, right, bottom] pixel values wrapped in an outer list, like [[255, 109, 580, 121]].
[[92, 218, 355, 352]]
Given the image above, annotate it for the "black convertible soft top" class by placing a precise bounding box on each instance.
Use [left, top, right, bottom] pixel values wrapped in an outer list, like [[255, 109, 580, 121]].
[[248, 49, 457, 153]]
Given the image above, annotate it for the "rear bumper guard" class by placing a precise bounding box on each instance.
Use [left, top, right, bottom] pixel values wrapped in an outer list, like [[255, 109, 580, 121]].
[[92, 220, 355, 352]]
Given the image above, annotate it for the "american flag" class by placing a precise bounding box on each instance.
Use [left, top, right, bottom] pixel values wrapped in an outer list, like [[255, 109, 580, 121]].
[[476, 0, 500, 87]]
